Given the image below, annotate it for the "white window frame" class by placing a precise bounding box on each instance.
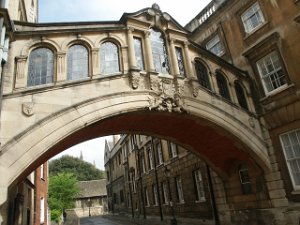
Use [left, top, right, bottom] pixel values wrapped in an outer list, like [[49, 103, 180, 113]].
[[280, 129, 300, 190], [241, 2, 265, 34], [40, 197, 45, 224], [256, 51, 287, 95], [194, 169, 206, 202], [169, 142, 178, 158], [148, 148, 154, 170], [156, 142, 164, 165], [175, 176, 185, 203], [206, 35, 224, 56]]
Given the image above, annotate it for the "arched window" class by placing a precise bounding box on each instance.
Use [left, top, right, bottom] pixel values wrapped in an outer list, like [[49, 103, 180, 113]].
[[150, 29, 169, 74], [238, 164, 252, 194], [100, 41, 120, 75], [216, 72, 231, 101], [195, 61, 211, 90], [67, 44, 88, 80], [235, 82, 249, 110], [27, 48, 54, 86]]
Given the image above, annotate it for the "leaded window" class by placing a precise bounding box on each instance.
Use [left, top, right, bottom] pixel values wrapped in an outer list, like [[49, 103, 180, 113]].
[[100, 41, 120, 74], [235, 82, 249, 110], [28, 48, 53, 86], [134, 37, 144, 70], [241, 2, 265, 34], [280, 129, 300, 189], [216, 72, 231, 101], [67, 44, 88, 80], [175, 47, 185, 76], [150, 29, 169, 74], [195, 61, 211, 90], [206, 35, 223, 56], [256, 51, 287, 94]]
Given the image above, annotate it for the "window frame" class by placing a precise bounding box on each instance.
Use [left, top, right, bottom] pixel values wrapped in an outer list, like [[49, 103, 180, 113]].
[[193, 169, 206, 202], [279, 129, 300, 190], [216, 72, 231, 101], [241, 1, 265, 35], [194, 60, 211, 90], [205, 34, 224, 57], [66, 44, 89, 80], [175, 176, 185, 203], [100, 41, 120, 75], [133, 37, 145, 70]]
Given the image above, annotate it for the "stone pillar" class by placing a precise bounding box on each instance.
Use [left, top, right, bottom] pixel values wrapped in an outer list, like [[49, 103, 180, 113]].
[[144, 31, 155, 72], [14, 56, 27, 89], [127, 27, 137, 70], [56, 52, 66, 82], [168, 39, 179, 76], [91, 48, 99, 77], [183, 41, 193, 78]]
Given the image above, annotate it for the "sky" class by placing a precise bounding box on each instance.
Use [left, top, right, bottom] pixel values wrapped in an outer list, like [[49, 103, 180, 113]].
[[43, 0, 211, 170], [38, 0, 212, 26]]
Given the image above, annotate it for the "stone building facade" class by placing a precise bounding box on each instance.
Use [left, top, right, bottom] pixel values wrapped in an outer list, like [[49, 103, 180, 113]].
[[186, 0, 300, 223], [105, 134, 225, 225]]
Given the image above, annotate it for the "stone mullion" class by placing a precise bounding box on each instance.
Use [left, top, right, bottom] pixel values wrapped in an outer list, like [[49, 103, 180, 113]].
[[56, 52, 66, 82], [168, 39, 179, 76], [15, 56, 27, 89], [144, 31, 155, 72], [127, 27, 137, 70], [91, 48, 99, 77], [183, 41, 193, 78]]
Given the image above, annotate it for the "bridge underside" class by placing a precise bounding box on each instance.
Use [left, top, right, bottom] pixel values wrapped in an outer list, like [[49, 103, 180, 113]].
[[28, 112, 255, 182]]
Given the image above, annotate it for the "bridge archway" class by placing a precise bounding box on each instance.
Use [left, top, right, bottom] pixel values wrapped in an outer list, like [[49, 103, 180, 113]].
[[0, 89, 270, 206]]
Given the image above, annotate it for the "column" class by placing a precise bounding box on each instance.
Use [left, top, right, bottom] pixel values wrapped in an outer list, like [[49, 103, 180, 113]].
[[14, 56, 27, 89], [56, 52, 66, 82], [144, 31, 155, 72], [183, 41, 193, 78], [168, 39, 179, 76], [91, 48, 99, 77], [127, 27, 137, 70]]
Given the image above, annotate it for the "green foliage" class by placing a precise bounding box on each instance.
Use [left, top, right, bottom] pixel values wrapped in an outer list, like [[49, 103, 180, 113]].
[[48, 172, 79, 222], [49, 155, 105, 181]]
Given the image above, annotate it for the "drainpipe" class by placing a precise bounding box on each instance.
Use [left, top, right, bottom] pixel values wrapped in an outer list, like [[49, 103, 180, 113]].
[[127, 164, 134, 218], [206, 164, 220, 225], [135, 144, 146, 219], [151, 137, 163, 221]]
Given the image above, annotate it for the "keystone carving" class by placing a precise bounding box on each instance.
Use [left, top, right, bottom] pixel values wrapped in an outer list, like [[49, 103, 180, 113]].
[[22, 102, 34, 117], [148, 94, 185, 113], [150, 76, 162, 92]]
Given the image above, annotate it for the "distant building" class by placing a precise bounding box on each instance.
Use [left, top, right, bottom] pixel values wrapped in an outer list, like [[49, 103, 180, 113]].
[[104, 134, 217, 225], [73, 179, 107, 218]]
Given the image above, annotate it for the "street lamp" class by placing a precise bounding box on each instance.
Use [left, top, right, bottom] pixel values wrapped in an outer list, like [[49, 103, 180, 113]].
[[164, 167, 177, 225]]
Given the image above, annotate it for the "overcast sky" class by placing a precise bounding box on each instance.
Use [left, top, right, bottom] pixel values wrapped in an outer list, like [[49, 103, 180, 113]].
[[44, 0, 211, 170]]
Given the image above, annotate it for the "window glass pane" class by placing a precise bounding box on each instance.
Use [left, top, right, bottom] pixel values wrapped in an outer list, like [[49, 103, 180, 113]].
[[235, 83, 248, 110], [100, 42, 120, 74], [175, 47, 185, 76], [206, 35, 223, 56], [256, 51, 287, 94], [241, 2, 265, 33], [150, 29, 169, 74], [280, 129, 300, 188], [195, 61, 211, 90], [216, 73, 231, 101], [134, 37, 144, 70], [28, 48, 53, 86], [67, 45, 88, 80]]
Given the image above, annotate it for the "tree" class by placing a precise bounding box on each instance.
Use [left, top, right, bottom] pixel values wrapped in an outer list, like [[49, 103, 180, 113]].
[[49, 155, 105, 181], [48, 172, 79, 223]]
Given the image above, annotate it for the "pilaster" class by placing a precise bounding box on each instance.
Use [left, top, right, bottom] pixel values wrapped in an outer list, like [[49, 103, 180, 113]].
[[14, 56, 27, 89]]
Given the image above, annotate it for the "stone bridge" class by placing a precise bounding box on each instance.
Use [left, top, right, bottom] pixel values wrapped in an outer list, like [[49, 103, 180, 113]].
[[0, 4, 276, 224]]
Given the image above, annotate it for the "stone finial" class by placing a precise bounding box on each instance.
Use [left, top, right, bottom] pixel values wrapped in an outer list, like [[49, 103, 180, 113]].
[[152, 3, 161, 11]]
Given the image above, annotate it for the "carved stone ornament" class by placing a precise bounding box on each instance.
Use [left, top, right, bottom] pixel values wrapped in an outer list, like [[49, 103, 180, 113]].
[[150, 76, 162, 92], [22, 102, 34, 117], [148, 94, 185, 113], [130, 71, 140, 89]]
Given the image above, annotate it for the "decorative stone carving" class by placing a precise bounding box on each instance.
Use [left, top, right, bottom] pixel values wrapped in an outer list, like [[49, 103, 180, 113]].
[[148, 94, 185, 113], [188, 79, 200, 97], [150, 76, 162, 92], [130, 70, 140, 89], [22, 102, 34, 117]]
